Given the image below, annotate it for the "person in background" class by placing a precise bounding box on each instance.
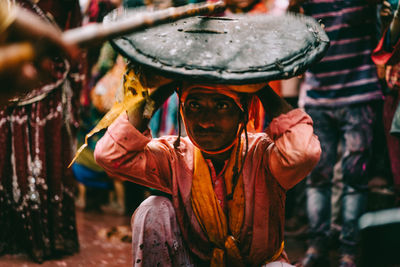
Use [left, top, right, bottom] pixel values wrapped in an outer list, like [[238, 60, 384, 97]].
[[0, 0, 83, 262], [73, 0, 133, 215], [0, 1, 77, 105], [289, 0, 383, 266], [73, 44, 126, 214], [372, 0, 400, 205]]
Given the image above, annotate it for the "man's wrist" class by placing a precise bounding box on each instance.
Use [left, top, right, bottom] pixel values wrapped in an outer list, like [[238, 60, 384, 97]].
[[256, 84, 293, 119]]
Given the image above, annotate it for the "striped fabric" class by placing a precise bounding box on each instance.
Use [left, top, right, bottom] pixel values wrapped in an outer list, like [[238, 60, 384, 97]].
[[299, 0, 383, 107]]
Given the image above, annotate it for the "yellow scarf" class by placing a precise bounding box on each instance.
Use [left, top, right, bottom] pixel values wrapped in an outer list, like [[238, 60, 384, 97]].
[[191, 142, 246, 266]]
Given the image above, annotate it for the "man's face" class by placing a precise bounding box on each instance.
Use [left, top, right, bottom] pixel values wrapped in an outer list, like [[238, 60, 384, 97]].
[[183, 92, 242, 152]]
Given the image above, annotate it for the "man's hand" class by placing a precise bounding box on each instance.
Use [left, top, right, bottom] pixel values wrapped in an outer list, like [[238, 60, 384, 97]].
[[127, 81, 176, 132]]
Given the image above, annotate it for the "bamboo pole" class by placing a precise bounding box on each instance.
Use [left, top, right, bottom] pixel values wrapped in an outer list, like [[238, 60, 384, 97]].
[[0, 1, 226, 72], [63, 1, 226, 46]]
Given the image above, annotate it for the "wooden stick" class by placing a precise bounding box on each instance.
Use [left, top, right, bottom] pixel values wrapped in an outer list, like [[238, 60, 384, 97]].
[[63, 1, 226, 46], [0, 1, 226, 71]]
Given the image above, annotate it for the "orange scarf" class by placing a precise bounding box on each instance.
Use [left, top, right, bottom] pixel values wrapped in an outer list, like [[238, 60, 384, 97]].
[[191, 141, 245, 266]]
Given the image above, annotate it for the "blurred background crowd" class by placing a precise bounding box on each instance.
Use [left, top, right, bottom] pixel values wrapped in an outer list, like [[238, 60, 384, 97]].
[[0, 0, 400, 266]]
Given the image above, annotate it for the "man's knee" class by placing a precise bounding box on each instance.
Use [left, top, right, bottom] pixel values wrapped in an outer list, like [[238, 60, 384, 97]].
[[341, 153, 371, 187], [263, 262, 295, 267], [137, 195, 173, 210], [131, 195, 175, 228]]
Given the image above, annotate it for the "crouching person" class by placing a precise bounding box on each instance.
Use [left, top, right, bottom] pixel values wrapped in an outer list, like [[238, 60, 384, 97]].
[[94, 13, 327, 267]]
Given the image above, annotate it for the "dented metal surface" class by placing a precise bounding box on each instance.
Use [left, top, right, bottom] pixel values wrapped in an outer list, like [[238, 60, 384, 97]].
[[106, 11, 330, 84]]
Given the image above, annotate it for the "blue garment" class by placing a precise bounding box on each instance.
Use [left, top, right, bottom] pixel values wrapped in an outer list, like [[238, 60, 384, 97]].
[[72, 163, 112, 189], [306, 185, 366, 254], [300, 0, 382, 108]]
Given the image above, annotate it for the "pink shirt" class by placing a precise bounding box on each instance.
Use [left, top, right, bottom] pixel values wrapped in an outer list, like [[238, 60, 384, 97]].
[[94, 108, 321, 265], [205, 159, 229, 214]]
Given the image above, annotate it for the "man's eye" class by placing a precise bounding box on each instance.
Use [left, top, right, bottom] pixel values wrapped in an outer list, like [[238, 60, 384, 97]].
[[188, 101, 200, 110], [216, 102, 229, 110]]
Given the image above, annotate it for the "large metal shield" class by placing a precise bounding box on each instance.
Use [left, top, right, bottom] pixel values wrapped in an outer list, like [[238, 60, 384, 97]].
[[106, 11, 329, 84]]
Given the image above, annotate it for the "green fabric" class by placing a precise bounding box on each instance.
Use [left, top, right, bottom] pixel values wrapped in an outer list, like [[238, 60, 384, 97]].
[[97, 42, 118, 77], [76, 106, 106, 171]]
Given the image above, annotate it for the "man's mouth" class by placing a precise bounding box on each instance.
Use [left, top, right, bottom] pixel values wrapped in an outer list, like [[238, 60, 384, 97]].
[[193, 131, 222, 138], [194, 132, 220, 136]]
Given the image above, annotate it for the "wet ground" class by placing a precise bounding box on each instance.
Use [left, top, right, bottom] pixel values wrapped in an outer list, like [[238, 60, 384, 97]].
[[0, 208, 314, 267], [0, 209, 132, 267]]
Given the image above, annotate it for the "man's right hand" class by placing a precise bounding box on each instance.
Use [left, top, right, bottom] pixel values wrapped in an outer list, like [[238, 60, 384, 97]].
[[127, 79, 176, 132]]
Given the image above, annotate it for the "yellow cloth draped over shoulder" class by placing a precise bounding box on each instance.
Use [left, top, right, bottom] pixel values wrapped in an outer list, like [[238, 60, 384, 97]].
[[191, 140, 284, 266], [191, 141, 245, 266], [188, 84, 284, 266], [191, 130, 284, 267]]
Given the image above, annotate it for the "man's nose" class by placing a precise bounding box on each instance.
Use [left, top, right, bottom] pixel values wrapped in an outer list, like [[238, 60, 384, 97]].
[[198, 111, 215, 128]]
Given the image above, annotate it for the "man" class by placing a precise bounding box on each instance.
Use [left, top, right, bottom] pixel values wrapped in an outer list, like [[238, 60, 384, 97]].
[[94, 13, 326, 266], [95, 80, 321, 266]]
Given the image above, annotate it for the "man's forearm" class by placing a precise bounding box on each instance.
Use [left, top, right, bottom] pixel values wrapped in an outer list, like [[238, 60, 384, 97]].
[[256, 84, 293, 119]]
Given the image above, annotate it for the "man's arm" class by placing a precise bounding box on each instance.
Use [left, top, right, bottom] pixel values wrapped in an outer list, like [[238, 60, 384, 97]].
[[256, 85, 320, 190], [95, 80, 177, 194], [265, 108, 321, 190], [256, 84, 293, 120]]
